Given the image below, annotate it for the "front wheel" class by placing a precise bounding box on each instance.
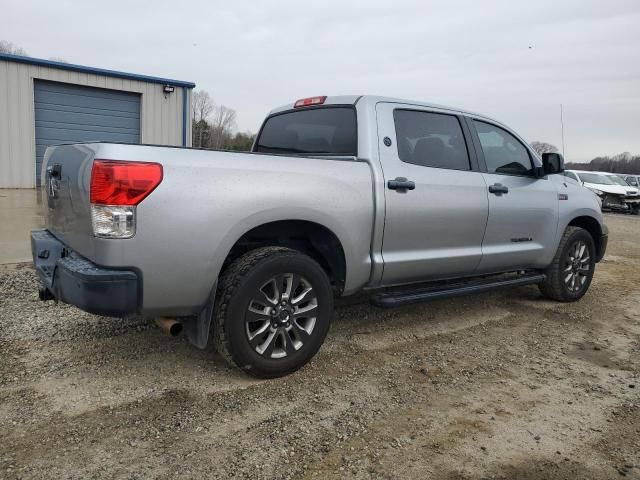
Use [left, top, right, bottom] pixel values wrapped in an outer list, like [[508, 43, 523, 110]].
[[213, 247, 333, 378], [539, 226, 596, 302]]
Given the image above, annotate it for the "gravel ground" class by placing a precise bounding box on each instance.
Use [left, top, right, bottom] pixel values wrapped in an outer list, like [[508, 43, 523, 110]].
[[1, 214, 639, 479]]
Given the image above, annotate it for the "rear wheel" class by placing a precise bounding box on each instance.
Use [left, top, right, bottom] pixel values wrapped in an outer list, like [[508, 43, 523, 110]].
[[539, 226, 595, 302], [213, 247, 333, 378]]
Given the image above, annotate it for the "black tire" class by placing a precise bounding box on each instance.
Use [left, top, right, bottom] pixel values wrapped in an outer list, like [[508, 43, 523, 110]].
[[213, 247, 333, 378], [539, 226, 596, 302]]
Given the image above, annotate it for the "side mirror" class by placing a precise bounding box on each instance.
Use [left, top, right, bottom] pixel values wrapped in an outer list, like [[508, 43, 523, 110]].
[[542, 153, 564, 175]]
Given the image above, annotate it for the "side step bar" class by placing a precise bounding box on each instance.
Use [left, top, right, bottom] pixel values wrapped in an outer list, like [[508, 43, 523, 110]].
[[370, 273, 546, 308]]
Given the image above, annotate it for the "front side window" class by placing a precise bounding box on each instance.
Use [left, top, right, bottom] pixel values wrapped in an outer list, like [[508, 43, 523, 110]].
[[393, 110, 470, 170], [474, 121, 532, 176]]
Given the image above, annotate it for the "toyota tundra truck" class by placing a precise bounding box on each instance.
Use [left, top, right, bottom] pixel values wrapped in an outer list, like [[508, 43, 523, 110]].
[[32, 95, 608, 378]]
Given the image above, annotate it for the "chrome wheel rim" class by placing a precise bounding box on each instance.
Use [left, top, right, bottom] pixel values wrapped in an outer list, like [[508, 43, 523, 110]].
[[245, 274, 318, 359], [563, 240, 590, 292]]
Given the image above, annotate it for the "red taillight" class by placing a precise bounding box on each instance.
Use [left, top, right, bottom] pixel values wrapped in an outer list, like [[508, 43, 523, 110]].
[[90, 160, 163, 205], [294, 96, 327, 108]]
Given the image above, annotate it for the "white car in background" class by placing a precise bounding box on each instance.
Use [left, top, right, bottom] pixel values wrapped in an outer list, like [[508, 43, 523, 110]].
[[564, 170, 638, 213], [602, 172, 640, 214]]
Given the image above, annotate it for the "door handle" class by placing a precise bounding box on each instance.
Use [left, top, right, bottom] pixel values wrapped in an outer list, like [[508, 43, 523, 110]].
[[488, 183, 509, 196], [388, 177, 415, 192]]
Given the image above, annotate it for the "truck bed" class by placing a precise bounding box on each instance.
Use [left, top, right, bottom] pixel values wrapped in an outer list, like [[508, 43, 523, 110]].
[[40, 142, 375, 316]]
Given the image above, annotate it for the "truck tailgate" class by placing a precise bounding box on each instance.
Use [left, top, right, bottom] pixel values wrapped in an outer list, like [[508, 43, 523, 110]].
[[41, 144, 97, 259]]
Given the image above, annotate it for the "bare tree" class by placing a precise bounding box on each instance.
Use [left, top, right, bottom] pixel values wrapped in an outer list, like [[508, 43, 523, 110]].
[[0, 40, 28, 56], [209, 105, 237, 149], [191, 90, 214, 148], [189, 89, 241, 150], [192, 90, 214, 123], [530, 141, 559, 156]]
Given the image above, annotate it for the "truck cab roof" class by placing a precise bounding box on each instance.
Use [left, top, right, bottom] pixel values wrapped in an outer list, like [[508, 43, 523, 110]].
[[269, 95, 503, 126]]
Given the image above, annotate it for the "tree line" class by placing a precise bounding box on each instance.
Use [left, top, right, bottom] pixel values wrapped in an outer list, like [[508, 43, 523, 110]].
[[531, 141, 639, 174], [191, 90, 255, 151], [565, 153, 640, 174]]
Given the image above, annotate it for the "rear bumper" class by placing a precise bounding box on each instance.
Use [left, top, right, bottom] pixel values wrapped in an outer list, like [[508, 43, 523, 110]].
[[31, 230, 139, 317]]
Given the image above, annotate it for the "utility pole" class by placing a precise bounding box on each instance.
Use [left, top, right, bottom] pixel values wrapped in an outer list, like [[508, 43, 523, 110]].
[[560, 104, 566, 158]]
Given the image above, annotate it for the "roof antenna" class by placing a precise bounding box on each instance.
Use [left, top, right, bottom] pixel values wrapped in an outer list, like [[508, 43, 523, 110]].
[[560, 103, 566, 158]]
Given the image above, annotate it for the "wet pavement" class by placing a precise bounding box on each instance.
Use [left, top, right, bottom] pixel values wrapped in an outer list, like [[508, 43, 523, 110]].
[[0, 189, 45, 264]]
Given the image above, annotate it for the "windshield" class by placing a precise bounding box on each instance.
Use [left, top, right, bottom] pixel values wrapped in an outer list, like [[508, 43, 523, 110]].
[[608, 175, 630, 186], [255, 107, 357, 156], [578, 173, 616, 185]]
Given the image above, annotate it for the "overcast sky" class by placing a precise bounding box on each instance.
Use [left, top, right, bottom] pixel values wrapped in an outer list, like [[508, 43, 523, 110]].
[[3, 0, 639, 162]]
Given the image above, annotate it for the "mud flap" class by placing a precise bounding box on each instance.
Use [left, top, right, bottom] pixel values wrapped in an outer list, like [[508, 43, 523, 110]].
[[182, 282, 217, 349]]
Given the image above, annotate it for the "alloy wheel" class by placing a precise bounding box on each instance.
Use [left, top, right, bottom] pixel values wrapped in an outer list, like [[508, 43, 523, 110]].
[[563, 240, 590, 293], [245, 274, 318, 359]]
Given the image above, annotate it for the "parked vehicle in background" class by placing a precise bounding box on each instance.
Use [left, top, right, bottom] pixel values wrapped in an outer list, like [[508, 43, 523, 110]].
[[624, 175, 640, 188], [602, 173, 640, 214], [32, 95, 608, 378], [564, 170, 634, 213]]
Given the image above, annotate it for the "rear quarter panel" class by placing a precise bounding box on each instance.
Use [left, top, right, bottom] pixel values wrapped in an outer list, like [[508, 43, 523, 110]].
[[90, 144, 375, 316]]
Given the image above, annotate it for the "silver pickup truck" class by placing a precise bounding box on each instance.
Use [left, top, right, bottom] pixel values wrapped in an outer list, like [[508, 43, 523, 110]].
[[32, 95, 608, 378]]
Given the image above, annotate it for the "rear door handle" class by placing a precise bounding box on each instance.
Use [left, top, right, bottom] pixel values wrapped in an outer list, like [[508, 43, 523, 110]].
[[388, 177, 415, 192], [488, 183, 509, 195]]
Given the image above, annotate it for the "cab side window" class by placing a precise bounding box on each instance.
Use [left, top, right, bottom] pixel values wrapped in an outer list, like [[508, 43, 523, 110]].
[[394, 110, 470, 171], [473, 120, 533, 176]]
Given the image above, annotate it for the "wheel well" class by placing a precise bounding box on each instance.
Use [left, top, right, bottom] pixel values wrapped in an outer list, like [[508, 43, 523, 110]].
[[568, 216, 603, 259], [222, 221, 347, 293]]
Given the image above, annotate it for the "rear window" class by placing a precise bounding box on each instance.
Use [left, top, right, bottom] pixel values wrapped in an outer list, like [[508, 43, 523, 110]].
[[255, 107, 357, 155]]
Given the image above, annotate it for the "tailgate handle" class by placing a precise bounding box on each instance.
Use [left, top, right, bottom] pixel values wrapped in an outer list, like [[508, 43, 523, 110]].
[[47, 164, 62, 178], [46, 164, 62, 202]]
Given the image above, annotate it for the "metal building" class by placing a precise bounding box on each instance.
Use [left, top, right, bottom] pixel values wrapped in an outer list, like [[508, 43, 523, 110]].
[[0, 53, 195, 188]]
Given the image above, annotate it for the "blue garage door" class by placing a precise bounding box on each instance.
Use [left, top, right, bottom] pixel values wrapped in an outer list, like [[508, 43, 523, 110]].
[[34, 80, 141, 185]]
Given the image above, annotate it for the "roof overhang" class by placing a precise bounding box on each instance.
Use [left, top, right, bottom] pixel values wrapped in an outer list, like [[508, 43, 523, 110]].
[[0, 52, 195, 89]]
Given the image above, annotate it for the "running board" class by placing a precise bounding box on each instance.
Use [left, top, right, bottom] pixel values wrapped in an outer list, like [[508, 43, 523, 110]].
[[370, 273, 546, 308]]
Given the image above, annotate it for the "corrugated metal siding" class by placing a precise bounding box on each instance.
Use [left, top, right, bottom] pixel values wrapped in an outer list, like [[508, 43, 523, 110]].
[[0, 59, 191, 188], [33, 81, 141, 185]]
